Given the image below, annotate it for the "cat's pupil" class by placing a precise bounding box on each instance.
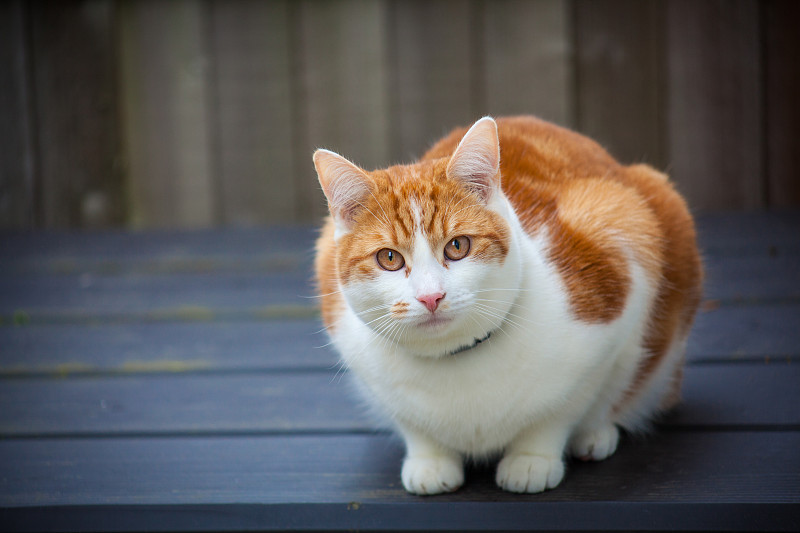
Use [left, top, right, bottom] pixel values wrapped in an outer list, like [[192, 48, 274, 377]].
[[388, 251, 395, 262], [452, 239, 460, 250]]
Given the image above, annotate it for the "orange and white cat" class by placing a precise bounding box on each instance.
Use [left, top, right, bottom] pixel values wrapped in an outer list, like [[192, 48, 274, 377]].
[[313, 116, 702, 495]]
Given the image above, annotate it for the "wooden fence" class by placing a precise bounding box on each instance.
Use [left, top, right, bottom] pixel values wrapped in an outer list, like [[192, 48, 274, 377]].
[[1, 0, 798, 229]]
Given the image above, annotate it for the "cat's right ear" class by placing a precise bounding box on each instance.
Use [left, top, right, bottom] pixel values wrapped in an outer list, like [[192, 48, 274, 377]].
[[313, 149, 371, 234]]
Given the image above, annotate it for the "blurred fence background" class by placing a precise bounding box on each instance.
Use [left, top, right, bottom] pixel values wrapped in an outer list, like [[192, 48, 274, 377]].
[[1, 0, 798, 230]]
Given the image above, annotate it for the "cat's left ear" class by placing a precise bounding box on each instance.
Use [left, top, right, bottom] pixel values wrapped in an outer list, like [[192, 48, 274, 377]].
[[313, 149, 372, 233], [446, 116, 500, 204]]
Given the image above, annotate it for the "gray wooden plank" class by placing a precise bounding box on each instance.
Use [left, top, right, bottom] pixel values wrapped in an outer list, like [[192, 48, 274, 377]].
[[702, 253, 800, 303], [574, 0, 665, 167], [695, 211, 800, 255], [666, 0, 764, 211], [210, 0, 297, 225], [0, 226, 317, 274], [688, 303, 800, 361], [0, 364, 795, 438], [118, 0, 217, 228], [0, 270, 315, 322], [484, 0, 572, 126], [0, 1, 35, 229], [0, 320, 336, 376], [669, 363, 800, 429], [0, 433, 798, 530], [1, 210, 797, 275], [2, 251, 796, 321], [28, 0, 125, 228], [0, 301, 793, 376], [0, 374, 368, 438]]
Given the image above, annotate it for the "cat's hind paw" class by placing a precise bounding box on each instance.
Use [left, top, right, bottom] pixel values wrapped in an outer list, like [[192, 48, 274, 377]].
[[496, 454, 564, 493], [401, 455, 464, 495], [570, 424, 619, 461]]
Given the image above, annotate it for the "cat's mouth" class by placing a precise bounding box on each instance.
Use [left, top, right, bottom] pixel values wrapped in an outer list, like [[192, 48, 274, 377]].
[[416, 314, 453, 329]]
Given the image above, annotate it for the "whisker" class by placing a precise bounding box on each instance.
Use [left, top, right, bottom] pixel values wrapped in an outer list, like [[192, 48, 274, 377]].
[[354, 199, 391, 232], [473, 288, 534, 293], [448, 202, 484, 219], [301, 288, 343, 299], [366, 188, 393, 229], [472, 303, 532, 333], [473, 298, 543, 326]]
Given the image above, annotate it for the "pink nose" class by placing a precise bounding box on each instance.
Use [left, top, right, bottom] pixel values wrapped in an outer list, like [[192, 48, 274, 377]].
[[417, 292, 445, 313]]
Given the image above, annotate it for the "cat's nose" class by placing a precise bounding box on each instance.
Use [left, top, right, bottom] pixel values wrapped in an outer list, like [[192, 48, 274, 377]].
[[417, 292, 445, 313]]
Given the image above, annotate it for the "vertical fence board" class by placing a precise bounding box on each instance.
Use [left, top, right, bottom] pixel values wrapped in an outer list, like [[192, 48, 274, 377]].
[[484, 0, 572, 127], [29, 0, 124, 228], [119, 0, 216, 229], [293, 0, 390, 221], [574, 0, 665, 168], [388, 0, 476, 161], [0, 1, 34, 229], [666, 0, 763, 211], [209, 0, 295, 225], [3, 0, 797, 230], [765, 0, 800, 208]]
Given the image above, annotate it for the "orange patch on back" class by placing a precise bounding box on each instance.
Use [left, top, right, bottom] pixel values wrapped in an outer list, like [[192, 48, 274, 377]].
[[423, 116, 702, 404]]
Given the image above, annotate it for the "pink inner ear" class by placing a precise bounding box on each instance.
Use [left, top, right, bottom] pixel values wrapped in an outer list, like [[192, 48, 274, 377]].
[[446, 117, 500, 202], [313, 149, 371, 229]]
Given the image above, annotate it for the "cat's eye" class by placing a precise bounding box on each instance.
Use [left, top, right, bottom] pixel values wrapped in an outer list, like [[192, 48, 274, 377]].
[[444, 236, 470, 261], [376, 248, 405, 271]]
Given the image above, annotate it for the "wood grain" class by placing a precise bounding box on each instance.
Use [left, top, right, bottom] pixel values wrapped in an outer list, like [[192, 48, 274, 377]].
[[0, 1, 35, 229], [574, 0, 665, 168], [119, 0, 216, 228], [0, 208, 798, 531], [0, 364, 796, 438], [764, 0, 800, 207], [484, 0, 573, 126], [0, 321, 337, 376], [209, 0, 296, 225], [28, 0, 124, 228], [291, 0, 392, 221], [388, 0, 476, 161], [666, 0, 763, 211], [0, 433, 798, 530]]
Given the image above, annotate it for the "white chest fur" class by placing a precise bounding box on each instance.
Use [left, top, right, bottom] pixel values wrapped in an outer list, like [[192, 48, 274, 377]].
[[331, 229, 656, 457]]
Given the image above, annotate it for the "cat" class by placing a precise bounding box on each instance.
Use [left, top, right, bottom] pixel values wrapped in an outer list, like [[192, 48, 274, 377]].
[[313, 116, 702, 495]]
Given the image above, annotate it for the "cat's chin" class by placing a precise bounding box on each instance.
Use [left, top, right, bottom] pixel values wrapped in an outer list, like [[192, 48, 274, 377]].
[[416, 314, 454, 330], [398, 317, 494, 359]]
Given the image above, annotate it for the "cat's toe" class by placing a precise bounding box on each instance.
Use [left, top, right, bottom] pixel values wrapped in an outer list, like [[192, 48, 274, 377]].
[[496, 454, 564, 493], [401, 456, 464, 495], [570, 424, 619, 461]]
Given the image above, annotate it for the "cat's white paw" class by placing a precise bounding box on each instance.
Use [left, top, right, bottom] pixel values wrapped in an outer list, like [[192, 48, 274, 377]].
[[401, 455, 464, 495], [496, 454, 565, 493], [570, 424, 619, 461]]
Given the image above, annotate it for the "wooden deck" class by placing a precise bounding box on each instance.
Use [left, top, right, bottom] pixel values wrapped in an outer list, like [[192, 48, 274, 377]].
[[1, 212, 798, 532]]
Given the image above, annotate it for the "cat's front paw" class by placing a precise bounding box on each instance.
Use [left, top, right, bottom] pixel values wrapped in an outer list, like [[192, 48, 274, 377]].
[[496, 454, 564, 493], [570, 424, 619, 461], [401, 455, 464, 495]]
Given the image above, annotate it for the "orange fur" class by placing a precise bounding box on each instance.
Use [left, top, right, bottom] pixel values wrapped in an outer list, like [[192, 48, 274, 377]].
[[422, 116, 702, 409], [317, 115, 702, 408]]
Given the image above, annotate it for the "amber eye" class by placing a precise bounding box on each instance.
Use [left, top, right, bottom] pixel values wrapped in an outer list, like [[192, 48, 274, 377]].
[[376, 248, 405, 271], [444, 236, 470, 261]]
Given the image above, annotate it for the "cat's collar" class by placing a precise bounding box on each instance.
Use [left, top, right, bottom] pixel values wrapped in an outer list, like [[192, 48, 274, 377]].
[[448, 331, 492, 357]]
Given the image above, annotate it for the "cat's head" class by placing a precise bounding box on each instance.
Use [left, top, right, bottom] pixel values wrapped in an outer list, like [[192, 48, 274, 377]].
[[314, 117, 521, 358]]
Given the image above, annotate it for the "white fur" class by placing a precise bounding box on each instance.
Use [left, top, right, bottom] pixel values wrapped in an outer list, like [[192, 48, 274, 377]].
[[319, 119, 684, 496], [326, 185, 680, 495]]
